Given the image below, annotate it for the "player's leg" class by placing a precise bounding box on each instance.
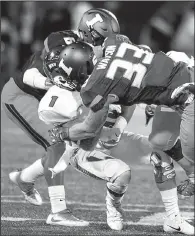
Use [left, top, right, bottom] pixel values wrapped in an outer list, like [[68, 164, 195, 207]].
[[97, 104, 152, 160], [110, 131, 152, 160], [149, 107, 180, 213], [1, 79, 50, 205], [37, 87, 89, 226], [177, 67, 194, 199], [70, 148, 131, 231], [41, 142, 89, 227], [178, 100, 194, 199], [2, 80, 87, 226], [149, 106, 194, 235], [145, 104, 194, 180]]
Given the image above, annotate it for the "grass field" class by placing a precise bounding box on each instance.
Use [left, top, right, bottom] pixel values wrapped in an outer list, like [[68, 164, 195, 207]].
[[1, 106, 194, 236]]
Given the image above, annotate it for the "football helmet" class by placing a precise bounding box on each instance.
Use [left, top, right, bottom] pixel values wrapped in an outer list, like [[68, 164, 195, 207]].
[[43, 30, 78, 54], [44, 42, 95, 91], [78, 8, 120, 46], [43, 45, 65, 80]]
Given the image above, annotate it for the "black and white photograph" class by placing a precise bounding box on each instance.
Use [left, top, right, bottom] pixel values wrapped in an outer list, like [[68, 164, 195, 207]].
[[1, 1, 194, 235]]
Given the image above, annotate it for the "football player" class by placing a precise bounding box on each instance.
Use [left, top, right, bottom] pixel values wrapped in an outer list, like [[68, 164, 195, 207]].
[[78, 8, 195, 201], [3, 9, 125, 228], [50, 40, 194, 235], [2, 30, 90, 226], [38, 42, 131, 231]]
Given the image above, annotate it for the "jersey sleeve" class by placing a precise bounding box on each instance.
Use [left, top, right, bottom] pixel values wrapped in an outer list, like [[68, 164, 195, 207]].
[[81, 36, 129, 112], [138, 44, 152, 52], [103, 34, 131, 49], [80, 63, 109, 112]]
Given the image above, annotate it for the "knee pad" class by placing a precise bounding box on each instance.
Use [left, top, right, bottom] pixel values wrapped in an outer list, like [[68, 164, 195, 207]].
[[164, 139, 183, 162], [107, 170, 131, 197], [150, 152, 176, 183], [104, 159, 130, 183]]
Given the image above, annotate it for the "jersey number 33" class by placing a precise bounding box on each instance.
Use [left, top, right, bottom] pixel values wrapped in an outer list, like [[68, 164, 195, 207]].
[[106, 42, 154, 88]]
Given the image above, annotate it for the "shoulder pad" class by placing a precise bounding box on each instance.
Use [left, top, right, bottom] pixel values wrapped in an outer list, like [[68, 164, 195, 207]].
[[103, 34, 131, 49], [115, 34, 132, 44], [138, 44, 152, 52]]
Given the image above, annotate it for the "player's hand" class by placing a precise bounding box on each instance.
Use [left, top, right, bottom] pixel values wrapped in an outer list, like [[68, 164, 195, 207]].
[[105, 94, 119, 105], [49, 125, 70, 143], [100, 127, 121, 148], [145, 104, 156, 126], [171, 83, 195, 100]]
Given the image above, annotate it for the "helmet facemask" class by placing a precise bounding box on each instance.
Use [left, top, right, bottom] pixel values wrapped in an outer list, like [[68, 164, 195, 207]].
[[52, 75, 77, 91], [56, 56, 94, 92], [44, 41, 95, 92], [79, 26, 105, 46], [78, 8, 120, 46]]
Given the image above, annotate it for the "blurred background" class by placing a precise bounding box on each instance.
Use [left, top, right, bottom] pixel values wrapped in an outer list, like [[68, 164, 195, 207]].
[[1, 1, 194, 92]]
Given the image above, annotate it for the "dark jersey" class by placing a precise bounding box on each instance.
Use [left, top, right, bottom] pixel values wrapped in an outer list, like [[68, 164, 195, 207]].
[[14, 30, 79, 101], [43, 30, 79, 56], [14, 52, 47, 101], [81, 35, 192, 111]]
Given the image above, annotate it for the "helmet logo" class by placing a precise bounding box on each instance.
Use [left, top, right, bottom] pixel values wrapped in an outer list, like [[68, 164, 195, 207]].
[[92, 55, 97, 65], [59, 59, 72, 76], [63, 37, 76, 45], [48, 62, 57, 69], [86, 14, 103, 29]]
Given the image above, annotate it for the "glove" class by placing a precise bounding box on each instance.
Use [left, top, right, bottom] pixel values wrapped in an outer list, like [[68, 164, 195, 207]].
[[104, 108, 120, 128], [49, 125, 70, 144], [171, 83, 195, 100], [99, 127, 121, 149], [145, 104, 156, 126]]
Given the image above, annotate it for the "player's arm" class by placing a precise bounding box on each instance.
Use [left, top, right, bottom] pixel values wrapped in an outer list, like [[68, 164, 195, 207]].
[[49, 94, 118, 143], [69, 104, 109, 140], [23, 68, 52, 90], [113, 105, 136, 133], [49, 102, 109, 142], [23, 53, 53, 90], [99, 104, 136, 147]]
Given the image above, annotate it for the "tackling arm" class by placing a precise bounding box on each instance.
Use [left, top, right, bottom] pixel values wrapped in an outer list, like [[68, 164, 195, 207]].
[[49, 94, 118, 143], [113, 105, 136, 133], [68, 103, 109, 140]]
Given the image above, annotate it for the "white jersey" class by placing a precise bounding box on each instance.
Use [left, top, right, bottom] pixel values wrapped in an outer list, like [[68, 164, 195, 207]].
[[38, 85, 151, 154], [38, 85, 151, 177], [38, 85, 85, 126]]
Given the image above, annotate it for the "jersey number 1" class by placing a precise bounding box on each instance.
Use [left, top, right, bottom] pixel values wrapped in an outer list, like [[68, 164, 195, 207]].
[[49, 96, 58, 107], [106, 43, 154, 88]]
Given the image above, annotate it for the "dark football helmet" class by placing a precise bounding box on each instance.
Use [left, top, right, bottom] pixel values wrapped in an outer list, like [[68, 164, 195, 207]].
[[44, 41, 95, 91], [43, 45, 65, 80], [78, 8, 120, 46]]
